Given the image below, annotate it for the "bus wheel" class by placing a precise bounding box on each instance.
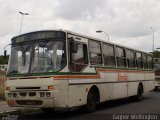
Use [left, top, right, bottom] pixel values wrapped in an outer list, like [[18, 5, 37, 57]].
[[41, 108, 55, 114], [135, 84, 143, 101], [85, 90, 97, 112], [154, 86, 158, 91]]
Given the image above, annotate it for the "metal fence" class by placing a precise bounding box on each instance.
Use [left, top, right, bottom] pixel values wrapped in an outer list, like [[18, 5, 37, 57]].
[[0, 70, 6, 100]]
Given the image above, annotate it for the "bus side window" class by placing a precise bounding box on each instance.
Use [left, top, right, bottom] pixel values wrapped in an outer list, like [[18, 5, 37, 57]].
[[148, 55, 153, 69], [142, 53, 148, 69], [115, 47, 126, 67], [70, 41, 88, 72], [89, 40, 102, 65], [135, 52, 143, 68], [102, 43, 115, 66], [126, 49, 135, 68]]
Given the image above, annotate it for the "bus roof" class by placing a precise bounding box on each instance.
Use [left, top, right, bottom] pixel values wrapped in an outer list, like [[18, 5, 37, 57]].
[[64, 29, 152, 55], [12, 29, 152, 56]]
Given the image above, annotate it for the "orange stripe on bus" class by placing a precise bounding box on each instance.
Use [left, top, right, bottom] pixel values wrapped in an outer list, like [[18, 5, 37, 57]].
[[96, 68, 154, 73], [53, 75, 100, 79], [53, 68, 154, 80]]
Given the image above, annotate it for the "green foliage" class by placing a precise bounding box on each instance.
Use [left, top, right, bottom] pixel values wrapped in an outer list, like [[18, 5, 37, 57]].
[[153, 51, 160, 58], [0, 55, 9, 64]]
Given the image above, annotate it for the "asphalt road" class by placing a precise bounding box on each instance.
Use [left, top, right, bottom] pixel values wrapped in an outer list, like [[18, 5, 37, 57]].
[[15, 89, 160, 120]]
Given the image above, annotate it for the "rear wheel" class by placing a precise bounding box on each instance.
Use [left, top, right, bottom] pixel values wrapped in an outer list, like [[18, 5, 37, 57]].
[[135, 84, 143, 101]]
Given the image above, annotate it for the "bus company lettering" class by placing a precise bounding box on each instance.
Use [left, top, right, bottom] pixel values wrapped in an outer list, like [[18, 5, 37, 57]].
[[117, 73, 128, 81]]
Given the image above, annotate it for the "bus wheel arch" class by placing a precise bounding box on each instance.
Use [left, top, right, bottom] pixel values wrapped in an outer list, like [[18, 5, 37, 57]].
[[85, 85, 100, 112]]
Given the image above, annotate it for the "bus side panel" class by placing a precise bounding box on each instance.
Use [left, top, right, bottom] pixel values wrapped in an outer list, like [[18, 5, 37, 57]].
[[68, 84, 90, 107], [127, 72, 144, 97], [144, 72, 155, 80], [105, 72, 117, 82], [144, 72, 155, 92], [110, 82, 128, 99], [131, 73, 144, 81], [105, 72, 127, 100], [105, 83, 113, 100], [97, 84, 109, 102], [53, 80, 69, 108], [127, 82, 139, 96], [144, 81, 155, 93]]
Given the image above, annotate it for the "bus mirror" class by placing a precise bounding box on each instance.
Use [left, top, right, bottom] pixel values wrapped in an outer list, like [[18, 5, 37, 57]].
[[71, 42, 78, 53], [4, 50, 7, 60]]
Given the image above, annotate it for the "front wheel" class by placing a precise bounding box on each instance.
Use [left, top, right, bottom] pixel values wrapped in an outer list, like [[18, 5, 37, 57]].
[[154, 86, 158, 91], [85, 91, 97, 112], [41, 108, 55, 114]]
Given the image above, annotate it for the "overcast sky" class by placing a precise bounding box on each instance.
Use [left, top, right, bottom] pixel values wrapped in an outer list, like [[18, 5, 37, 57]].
[[0, 0, 160, 55]]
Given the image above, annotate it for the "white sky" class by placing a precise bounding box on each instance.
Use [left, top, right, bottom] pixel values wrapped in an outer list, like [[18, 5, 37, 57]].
[[0, 0, 160, 55]]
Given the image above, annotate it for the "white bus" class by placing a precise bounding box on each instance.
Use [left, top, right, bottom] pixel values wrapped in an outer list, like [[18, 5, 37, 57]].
[[154, 58, 160, 90], [5, 30, 155, 112]]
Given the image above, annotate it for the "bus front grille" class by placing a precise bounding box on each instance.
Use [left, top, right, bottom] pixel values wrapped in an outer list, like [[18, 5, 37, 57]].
[[29, 92, 36, 97], [19, 93, 27, 97], [16, 100, 43, 105]]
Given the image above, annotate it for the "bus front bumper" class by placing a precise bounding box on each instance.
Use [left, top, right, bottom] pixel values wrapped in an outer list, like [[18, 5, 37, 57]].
[[6, 98, 54, 108]]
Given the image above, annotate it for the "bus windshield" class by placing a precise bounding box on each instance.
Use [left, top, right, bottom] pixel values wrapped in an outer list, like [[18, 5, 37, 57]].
[[7, 40, 66, 75]]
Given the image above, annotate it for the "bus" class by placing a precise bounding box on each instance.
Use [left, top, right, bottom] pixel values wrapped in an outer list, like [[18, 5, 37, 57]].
[[5, 30, 155, 112], [154, 58, 160, 90]]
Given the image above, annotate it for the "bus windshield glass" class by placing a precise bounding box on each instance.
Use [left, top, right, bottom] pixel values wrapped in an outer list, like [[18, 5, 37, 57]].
[[7, 40, 66, 75]]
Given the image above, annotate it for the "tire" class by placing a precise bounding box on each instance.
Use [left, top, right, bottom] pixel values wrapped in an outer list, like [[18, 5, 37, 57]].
[[41, 108, 55, 114], [85, 90, 97, 112], [135, 84, 143, 101], [154, 86, 158, 91]]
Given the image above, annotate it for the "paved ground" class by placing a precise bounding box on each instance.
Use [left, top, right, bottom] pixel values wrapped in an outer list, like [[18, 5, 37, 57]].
[[0, 100, 39, 120], [19, 90, 160, 120], [1, 90, 160, 120], [0, 100, 18, 113]]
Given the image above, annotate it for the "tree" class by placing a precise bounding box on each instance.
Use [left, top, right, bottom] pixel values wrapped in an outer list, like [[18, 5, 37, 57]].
[[0, 55, 9, 64], [153, 51, 160, 58]]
